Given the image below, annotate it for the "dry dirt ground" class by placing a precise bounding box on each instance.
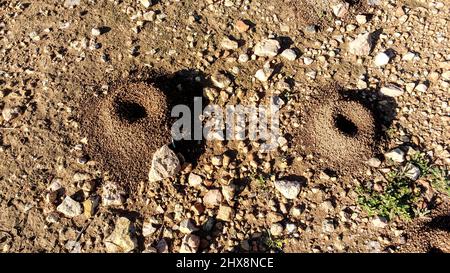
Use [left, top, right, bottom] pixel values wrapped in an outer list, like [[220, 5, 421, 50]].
[[0, 0, 449, 253]]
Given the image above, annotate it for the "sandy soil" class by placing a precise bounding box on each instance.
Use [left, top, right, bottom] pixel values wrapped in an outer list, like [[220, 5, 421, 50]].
[[0, 0, 449, 253]]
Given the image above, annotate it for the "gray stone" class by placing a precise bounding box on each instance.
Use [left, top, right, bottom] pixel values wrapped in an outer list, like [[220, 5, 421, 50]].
[[65, 241, 81, 253], [384, 148, 405, 163], [238, 54, 249, 63], [221, 37, 239, 50], [104, 217, 137, 253], [255, 68, 273, 82], [281, 49, 297, 61], [402, 51, 417, 61], [374, 52, 390, 66], [48, 178, 63, 192], [285, 223, 297, 234], [357, 79, 368, 89], [179, 234, 200, 253], [403, 163, 420, 181], [380, 85, 404, 97], [255, 62, 274, 82], [46, 212, 60, 223], [367, 240, 382, 253], [303, 57, 313, 65], [57, 196, 83, 218], [142, 220, 158, 237], [91, 27, 101, 36], [274, 180, 301, 199], [332, 2, 349, 18], [290, 206, 303, 218], [179, 219, 198, 234], [148, 145, 181, 182], [216, 205, 234, 222], [211, 73, 231, 89], [270, 223, 283, 236], [414, 83, 428, 92], [211, 155, 223, 166], [64, 0, 80, 8], [356, 15, 367, 24], [348, 33, 373, 56], [368, 0, 380, 6], [322, 219, 335, 233], [366, 157, 382, 168], [188, 173, 203, 187], [305, 24, 317, 33], [371, 216, 388, 228], [306, 70, 317, 79], [203, 189, 223, 208], [139, 0, 152, 8], [72, 172, 92, 183], [321, 200, 335, 212], [143, 11, 156, 21], [2, 107, 20, 122], [221, 185, 235, 202], [156, 238, 169, 253], [101, 182, 125, 206], [254, 39, 280, 57]]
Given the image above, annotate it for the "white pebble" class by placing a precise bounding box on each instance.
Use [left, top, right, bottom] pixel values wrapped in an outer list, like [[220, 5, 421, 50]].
[[374, 52, 390, 66], [303, 57, 313, 65], [273, 180, 301, 199], [384, 148, 405, 163], [220, 37, 239, 50], [91, 27, 101, 36], [280, 49, 297, 61], [253, 39, 280, 57], [356, 15, 367, 24], [238, 54, 249, 63], [140, 0, 152, 8], [380, 85, 404, 97]]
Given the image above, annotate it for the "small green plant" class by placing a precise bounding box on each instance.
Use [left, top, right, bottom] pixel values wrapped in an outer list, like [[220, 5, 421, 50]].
[[357, 170, 420, 221], [357, 152, 450, 220], [250, 172, 268, 190], [263, 230, 285, 251], [410, 152, 430, 173], [282, 91, 292, 101], [429, 167, 450, 196], [385, 127, 397, 139], [412, 207, 431, 218], [358, 151, 449, 222], [256, 174, 266, 188], [410, 152, 449, 196]]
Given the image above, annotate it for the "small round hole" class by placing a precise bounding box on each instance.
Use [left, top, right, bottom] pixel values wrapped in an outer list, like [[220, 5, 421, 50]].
[[334, 113, 358, 137], [115, 100, 147, 123]]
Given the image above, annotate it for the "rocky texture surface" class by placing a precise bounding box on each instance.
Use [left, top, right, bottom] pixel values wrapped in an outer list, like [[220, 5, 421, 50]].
[[0, 0, 448, 253]]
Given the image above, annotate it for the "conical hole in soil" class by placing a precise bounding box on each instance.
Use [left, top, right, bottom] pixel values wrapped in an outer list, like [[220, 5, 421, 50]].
[[296, 93, 378, 170], [334, 113, 358, 137], [80, 81, 172, 188], [115, 100, 148, 123]]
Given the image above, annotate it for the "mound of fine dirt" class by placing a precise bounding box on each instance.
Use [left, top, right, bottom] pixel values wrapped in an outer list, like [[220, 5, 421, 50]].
[[400, 201, 450, 253], [296, 91, 377, 170], [80, 81, 172, 188], [279, 0, 368, 29]]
